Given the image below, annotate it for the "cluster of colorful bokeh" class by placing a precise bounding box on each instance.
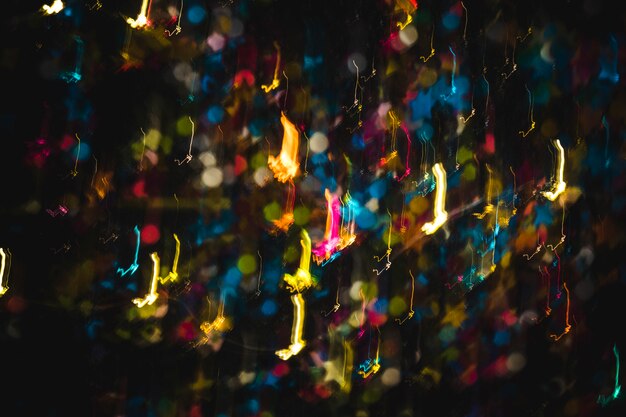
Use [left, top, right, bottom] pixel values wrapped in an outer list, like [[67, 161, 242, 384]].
[[1, 0, 626, 416]]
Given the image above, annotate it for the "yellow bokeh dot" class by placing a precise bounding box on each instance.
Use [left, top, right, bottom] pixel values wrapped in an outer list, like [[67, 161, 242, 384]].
[[176, 116, 193, 136], [462, 163, 476, 182], [419, 67, 438, 87], [237, 253, 257, 274], [500, 251, 511, 269], [263, 201, 281, 222], [409, 196, 429, 215], [540, 118, 558, 138], [388, 296, 407, 317]]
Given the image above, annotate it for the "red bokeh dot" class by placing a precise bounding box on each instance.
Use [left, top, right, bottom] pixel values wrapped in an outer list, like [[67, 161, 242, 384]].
[[141, 224, 160, 245]]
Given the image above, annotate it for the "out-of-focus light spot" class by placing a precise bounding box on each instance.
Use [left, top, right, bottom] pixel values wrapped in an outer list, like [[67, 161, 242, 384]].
[[207, 32, 226, 51], [442, 12, 460, 31], [347, 52, 366, 74], [207, 106, 225, 123], [369, 179, 387, 199], [381, 367, 401, 386], [254, 167, 273, 187], [261, 299, 277, 316], [506, 352, 527, 373], [293, 205, 310, 225], [187, 5, 206, 25], [237, 254, 257, 274], [399, 25, 418, 47], [309, 132, 329, 154], [234, 155, 247, 175], [141, 224, 160, 245], [356, 209, 377, 230], [201, 167, 223, 188], [73, 141, 91, 161], [199, 151, 217, 167], [263, 201, 282, 222]]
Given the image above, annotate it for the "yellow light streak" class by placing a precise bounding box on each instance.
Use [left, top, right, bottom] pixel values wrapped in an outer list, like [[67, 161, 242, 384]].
[[175, 117, 195, 165], [283, 229, 313, 293], [549, 282, 572, 341], [200, 296, 229, 335], [132, 252, 160, 308], [373, 211, 393, 275], [127, 0, 150, 29], [421, 162, 448, 234], [261, 42, 281, 93], [397, 13, 413, 30], [542, 139, 567, 201], [338, 192, 357, 250], [396, 270, 415, 324], [268, 112, 300, 182], [275, 293, 307, 360], [69, 133, 80, 178], [42, 0, 64, 14], [420, 25, 436, 62], [159, 234, 180, 284], [165, 0, 184, 36], [519, 85, 535, 137], [0, 248, 11, 296], [474, 164, 494, 219]]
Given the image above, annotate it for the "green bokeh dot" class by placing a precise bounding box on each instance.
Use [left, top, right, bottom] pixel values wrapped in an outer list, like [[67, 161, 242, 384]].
[[293, 205, 310, 225], [237, 253, 257, 274]]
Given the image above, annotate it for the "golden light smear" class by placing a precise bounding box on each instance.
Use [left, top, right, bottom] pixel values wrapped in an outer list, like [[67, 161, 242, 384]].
[[421, 162, 448, 235], [542, 139, 567, 201], [132, 252, 160, 308], [42, 0, 64, 15], [283, 229, 313, 293], [268, 112, 300, 182], [127, 0, 150, 29], [159, 234, 181, 284], [275, 293, 306, 360], [0, 248, 11, 296]]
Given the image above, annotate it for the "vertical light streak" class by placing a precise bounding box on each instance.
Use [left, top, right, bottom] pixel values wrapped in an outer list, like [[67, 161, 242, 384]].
[[312, 189, 341, 264], [461, 1, 468, 46], [165, 0, 184, 36], [62, 37, 84, 83], [358, 327, 382, 378], [396, 270, 415, 324], [421, 162, 448, 234], [540, 266, 552, 316], [175, 117, 195, 165], [420, 25, 435, 62], [275, 293, 307, 360], [127, 0, 151, 29], [519, 85, 535, 137], [549, 282, 571, 341], [283, 229, 313, 293], [138, 128, 147, 171], [42, 0, 64, 14], [268, 112, 300, 182], [159, 234, 180, 284], [338, 191, 357, 250], [598, 344, 622, 406], [132, 252, 160, 308], [396, 123, 412, 181], [261, 42, 281, 93], [272, 180, 296, 232], [474, 164, 494, 219], [542, 139, 566, 201], [69, 134, 81, 178], [200, 294, 228, 335], [373, 211, 393, 275], [440, 46, 457, 100], [0, 248, 12, 296], [118, 225, 141, 276]]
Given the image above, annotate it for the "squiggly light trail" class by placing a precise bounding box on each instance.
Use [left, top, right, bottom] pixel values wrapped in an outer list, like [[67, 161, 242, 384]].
[[132, 252, 160, 308], [42, 0, 64, 15], [118, 226, 141, 277]]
